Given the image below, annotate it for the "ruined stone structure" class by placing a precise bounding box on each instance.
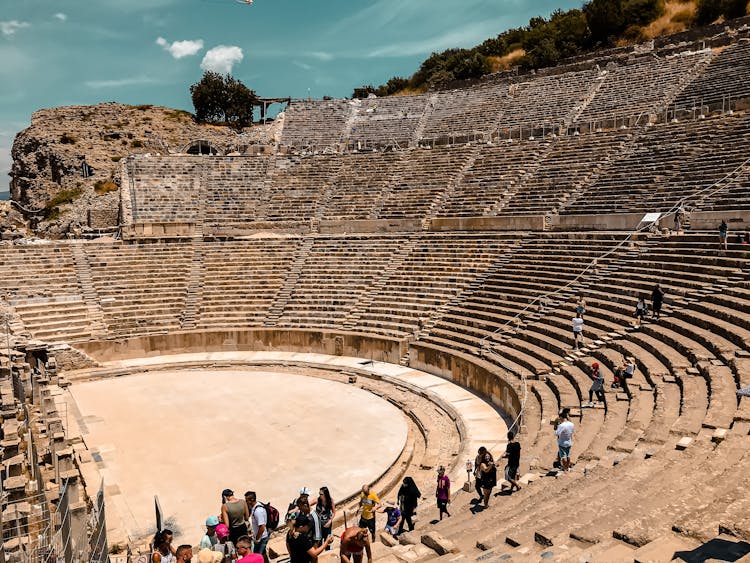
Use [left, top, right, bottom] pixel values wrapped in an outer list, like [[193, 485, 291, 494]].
[[2, 19, 750, 563]]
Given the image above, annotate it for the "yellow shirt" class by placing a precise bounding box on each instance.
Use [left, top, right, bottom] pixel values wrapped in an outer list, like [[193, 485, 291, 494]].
[[359, 492, 379, 520]]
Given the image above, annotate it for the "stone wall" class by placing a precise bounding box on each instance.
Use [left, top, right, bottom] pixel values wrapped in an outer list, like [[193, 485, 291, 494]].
[[408, 342, 522, 428], [76, 328, 407, 364]]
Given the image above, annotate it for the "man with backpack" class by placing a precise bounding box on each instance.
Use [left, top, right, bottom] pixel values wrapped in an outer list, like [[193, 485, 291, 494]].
[[245, 491, 275, 563]]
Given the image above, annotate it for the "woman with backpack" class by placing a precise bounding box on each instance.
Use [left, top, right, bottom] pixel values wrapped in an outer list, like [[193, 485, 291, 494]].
[[316, 487, 336, 550], [634, 294, 648, 328]]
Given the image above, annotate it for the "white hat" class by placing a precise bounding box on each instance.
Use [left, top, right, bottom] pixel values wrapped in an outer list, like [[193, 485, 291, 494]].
[[299, 486, 311, 496]]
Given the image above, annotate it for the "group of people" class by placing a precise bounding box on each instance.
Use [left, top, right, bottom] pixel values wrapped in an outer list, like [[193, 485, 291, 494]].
[[150, 439, 530, 563], [572, 282, 666, 345]]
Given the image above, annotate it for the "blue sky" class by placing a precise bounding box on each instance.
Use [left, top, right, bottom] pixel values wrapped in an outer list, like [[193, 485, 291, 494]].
[[0, 0, 582, 194]]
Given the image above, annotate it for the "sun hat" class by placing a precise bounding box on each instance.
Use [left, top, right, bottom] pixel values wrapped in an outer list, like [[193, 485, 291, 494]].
[[591, 362, 599, 369], [206, 515, 219, 527]]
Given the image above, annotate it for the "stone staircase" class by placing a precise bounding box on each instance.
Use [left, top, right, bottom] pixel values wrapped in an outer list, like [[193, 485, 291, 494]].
[[427, 144, 481, 222], [342, 234, 421, 331], [410, 93, 438, 147], [70, 243, 107, 339], [566, 68, 608, 127], [483, 139, 556, 216], [180, 242, 205, 330], [264, 237, 314, 326], [368, 153, 407, 220]]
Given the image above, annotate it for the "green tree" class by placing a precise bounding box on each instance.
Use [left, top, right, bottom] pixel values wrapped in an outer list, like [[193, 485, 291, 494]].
[[190, 71, 258, 129], [585, 0, 626, 44]]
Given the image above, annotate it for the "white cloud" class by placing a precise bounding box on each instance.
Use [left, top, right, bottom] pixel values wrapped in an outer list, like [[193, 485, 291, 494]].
[[309, 51, 334, 62], [200, 45, 243, 74], [292, 60, 313, 71], [368, 20, 502, 57], [53, 13, 67, 22], [156, 36, 204, 59], [84, 75, 160, 89], [0, 20, 30, 37]]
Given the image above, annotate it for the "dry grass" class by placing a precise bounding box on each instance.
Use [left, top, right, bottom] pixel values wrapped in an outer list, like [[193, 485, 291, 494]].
[[641, 0, 697, 39], [392, 86, 429, 96], [488, 49, 525, 73]]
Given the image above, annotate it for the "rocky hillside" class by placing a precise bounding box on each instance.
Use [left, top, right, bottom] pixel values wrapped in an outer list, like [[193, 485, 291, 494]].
[[10, 103, 276, 237]]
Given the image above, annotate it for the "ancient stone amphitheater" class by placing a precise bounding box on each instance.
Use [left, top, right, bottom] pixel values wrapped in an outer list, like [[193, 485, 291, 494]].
[[3, 20, 750, 563]]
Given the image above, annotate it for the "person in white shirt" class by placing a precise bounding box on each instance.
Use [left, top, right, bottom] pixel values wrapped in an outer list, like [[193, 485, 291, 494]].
[[245, 491, 269, 563], [555, 408, 575, 472], [572, 312, 584, 350]]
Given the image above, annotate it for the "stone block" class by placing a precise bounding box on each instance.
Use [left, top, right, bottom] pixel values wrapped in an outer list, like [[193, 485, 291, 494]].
[[380, 531, 398, 547], [676, 437, 693, 450], [712, 428, 728, 443], [421, 531, 457, 555], [616, 393, 629, 401], [633, 534, 699, 563], [267, 536, 288, 559], [399, 531, 420, 546]]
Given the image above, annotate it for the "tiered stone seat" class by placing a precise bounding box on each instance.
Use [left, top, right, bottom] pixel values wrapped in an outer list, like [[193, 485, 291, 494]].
[[577, 51, 712, 126], [85, 242, 192, 337], [348, 96, 427, 148], [275, 235, 403, 328], [129, 158, 204, 223], [354, 233, 512, 336], [673, 39, 750, 113], [421, 81, 510, 142], [266, 155, 341, 221], [280, 99, 350, 147], [494, 68, 597, 133], [499, 130, 630, 215], [13, 298, 92, 343], [204, 157, 269, 233], [0, 244, 79, 301], [563, 113, 750, 214], [197, 239, 299, 328], [323, 151, 403, 220], [421, 234, 629, 372], [377, 146, 474, 218], [437, 142, 542, 217]]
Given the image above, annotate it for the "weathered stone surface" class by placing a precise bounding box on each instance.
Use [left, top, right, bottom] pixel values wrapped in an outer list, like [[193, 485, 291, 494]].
[[10, 103, 277, 237], [421, 531, 457, 555], [633, 534, 699, 563], [380, 531, 399, 547], [399, 531, 421, 546]]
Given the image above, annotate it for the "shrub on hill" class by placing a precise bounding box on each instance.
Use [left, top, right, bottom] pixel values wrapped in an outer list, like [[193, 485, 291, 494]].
[[190, 71, 257, 129], [363, 0, 744, 96]]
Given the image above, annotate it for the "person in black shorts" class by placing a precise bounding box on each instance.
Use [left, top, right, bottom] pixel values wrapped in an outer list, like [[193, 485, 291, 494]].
[[502, 431, 521, 493]]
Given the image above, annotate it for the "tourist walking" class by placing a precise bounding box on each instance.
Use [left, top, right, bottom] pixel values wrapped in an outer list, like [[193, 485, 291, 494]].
[[478, 452, 497, 508], [436, 466, 451, 520], [555, 408, 575, 472], [200, 516, 220, 550], [502, 431, 521, 492], [575, 295, 586, 317], [340, 527, 372, 563], [245, 492, 270, 562], [588, 362, 605, 406], [651, 284, 665, 320], [151, 531, 175, 563], [286, 514, 332, 563], [175, 546, 193, 563], [572, 312, 584, 350], [473, 447, 488, 500], [236, 536, 264, 563], [634, 295, 648, 328], [221, 489, 249, 545], [315, 487, 335, 549], [397, 477, 421, 534], [380, 503, 402, 536], [357, 484, 380, 541], [719, 219, 729, 251], [213, 525, 235, 563]]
